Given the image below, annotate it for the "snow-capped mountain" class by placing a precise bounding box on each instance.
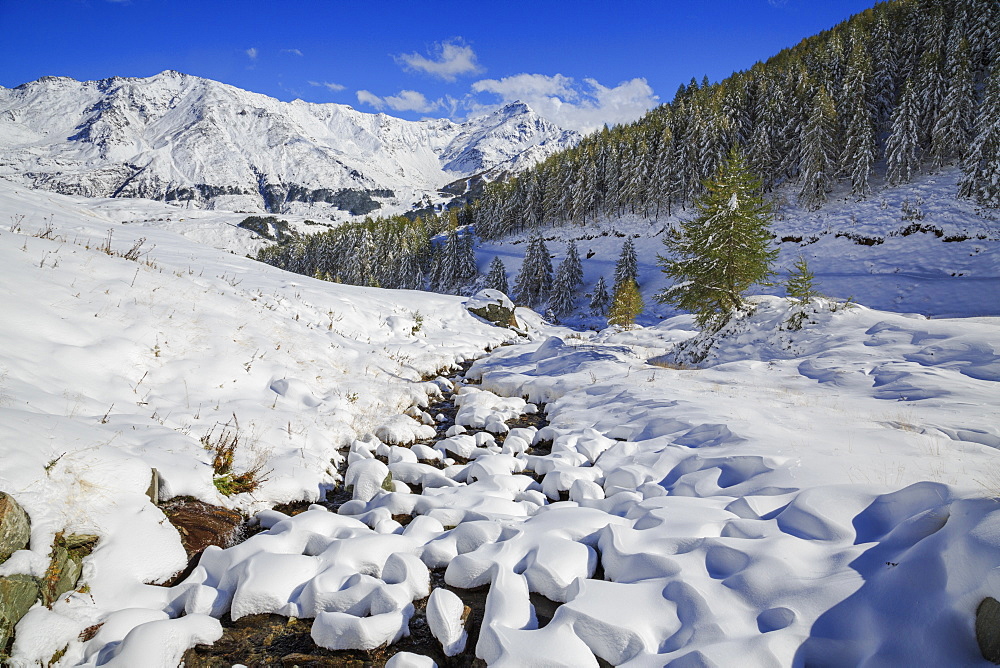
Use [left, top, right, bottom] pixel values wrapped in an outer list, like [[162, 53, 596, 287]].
[[0, 71, 579, 216]]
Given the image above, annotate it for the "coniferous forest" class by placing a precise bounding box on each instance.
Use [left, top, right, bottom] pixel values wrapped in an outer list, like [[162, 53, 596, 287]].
[[257, 0, 999, 296]]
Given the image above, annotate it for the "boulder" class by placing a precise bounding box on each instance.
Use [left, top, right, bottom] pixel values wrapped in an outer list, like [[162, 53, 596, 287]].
[[977, 596, 1000, 664], [0, 574, 40, 653], [0, 492, 30, 563], [466, 290, 518, 328]]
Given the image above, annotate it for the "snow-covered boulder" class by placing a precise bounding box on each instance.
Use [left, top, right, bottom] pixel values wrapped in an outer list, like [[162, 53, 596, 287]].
[[426, 588, 468, 656], [466, 290, 518, 328]]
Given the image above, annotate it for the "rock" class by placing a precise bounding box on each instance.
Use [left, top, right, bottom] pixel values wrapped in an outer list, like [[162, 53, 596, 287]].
[[146, 467, 161, 505], [0, 492, 30, 563], [977, 596, 1000, 663], [466, 290, 518, 328], [0, 574, 40, 653]]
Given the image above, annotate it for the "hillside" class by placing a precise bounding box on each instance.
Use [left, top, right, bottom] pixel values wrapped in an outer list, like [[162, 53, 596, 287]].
[[0, 71, 579, 218], [1, 181, 998, 665]]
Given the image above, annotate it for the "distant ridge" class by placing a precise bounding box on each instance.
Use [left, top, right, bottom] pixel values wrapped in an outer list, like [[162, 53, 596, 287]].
[[0, 71, 580, 216]]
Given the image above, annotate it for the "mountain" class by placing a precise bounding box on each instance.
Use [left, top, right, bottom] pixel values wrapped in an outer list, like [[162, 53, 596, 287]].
[[0, 70, 579, 216]]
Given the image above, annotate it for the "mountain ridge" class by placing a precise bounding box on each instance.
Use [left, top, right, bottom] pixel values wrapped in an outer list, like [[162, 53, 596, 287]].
[[0, 70, 580, 217]]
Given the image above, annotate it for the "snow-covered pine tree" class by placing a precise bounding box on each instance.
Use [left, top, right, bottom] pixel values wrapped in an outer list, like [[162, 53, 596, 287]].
[[886, 79, 922, 186], [590, 275, 610, 316], [483, 256, 509, 294], [931, 35, 975, 168], [613, 237, 638, 296], [958, 64, 1000, 207], [512, 234, 553, 307], [547, 240, 584, 318], [656, 147, 778, 328], [799, 85, 838, 210], [562, 240, 583, 290], [841, 42, 876, 198], [608, 279, 643, 330]]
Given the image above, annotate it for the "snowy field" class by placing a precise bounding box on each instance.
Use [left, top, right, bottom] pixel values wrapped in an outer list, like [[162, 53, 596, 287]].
[[479, 167, 1000, 323], [1, 176, 999, 666]]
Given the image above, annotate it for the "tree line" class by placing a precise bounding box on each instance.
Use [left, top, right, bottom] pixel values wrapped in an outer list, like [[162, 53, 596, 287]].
[[473, 0, 999, 239]]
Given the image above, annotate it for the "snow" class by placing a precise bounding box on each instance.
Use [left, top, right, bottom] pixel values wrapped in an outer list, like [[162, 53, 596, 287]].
[[2, 171, 1000, 666], [0, 72, 579, 219]]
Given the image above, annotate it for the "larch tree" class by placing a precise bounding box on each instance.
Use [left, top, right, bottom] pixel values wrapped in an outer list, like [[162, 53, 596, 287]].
[[656, 147, 778, 328], [608, 279, 643, 329]]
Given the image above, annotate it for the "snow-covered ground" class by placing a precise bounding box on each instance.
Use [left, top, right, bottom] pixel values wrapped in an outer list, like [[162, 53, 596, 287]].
[[479, 167, 1000, 323], [2, 175, 999, 666]]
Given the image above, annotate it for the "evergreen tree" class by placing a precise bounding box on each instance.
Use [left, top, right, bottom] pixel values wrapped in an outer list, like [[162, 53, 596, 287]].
[[512, 234, 553, 307], [613, 237, 638, 295], [931, 37, 975, 168], [656, 148, 778, 328], [561, 240, 584, 290], [886, 79, 922, 185], [841, 42, 876, 198], [590, 276, 610, 316], [785, 256, 820, 302], [959, 64, 1000, 207], [483, 256, 509, 294], [799, 85, 838, 210], [547, 240, 584, 318], [608, 279, 643, 330]]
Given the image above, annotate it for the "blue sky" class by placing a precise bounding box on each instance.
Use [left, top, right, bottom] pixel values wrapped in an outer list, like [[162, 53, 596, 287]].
[[1, 0, 877, 132]]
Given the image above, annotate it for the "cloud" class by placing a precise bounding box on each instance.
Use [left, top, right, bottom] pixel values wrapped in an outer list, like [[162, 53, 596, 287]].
[[356, 89, 441, 114], [310, 81, 346, 93], [356, 90, 386, 110], [245, 47, 258, 60], [282, 48, 304, 57], [469, 74, 658, 133], [384, 90, 440, 113], [767, 0, 790, 6], [396, 38, 484, 82]]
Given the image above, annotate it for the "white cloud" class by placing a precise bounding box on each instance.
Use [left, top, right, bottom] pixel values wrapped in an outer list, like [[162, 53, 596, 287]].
[[396, 39, 484, 82], [245, 47, 258, 60], [356, 89, 441, 114], [356, 90, 385, 110], [282, 48, 304, 57], [384, 90, 440, 113], [469, 74, 658, 133], [310, 81, 346, 93]]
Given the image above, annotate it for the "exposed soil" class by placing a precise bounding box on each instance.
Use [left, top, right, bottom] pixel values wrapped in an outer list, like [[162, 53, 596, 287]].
[[158, 497, 244, 586]]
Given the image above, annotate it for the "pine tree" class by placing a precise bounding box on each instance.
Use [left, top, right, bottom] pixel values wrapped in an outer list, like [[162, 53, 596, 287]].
[[613, 237, 638, 295], [547, 240, 584, 318], [483, 256, 509, 294], [959, 64, 1000, 207], [799, 85, 838, 210], [656, 147, 778, 328], [931, 37, 975, 168], [608, 279, 643, 330], [886, 79, 922, 186], [785, 256, 820, 302], [590, 275, 610, 316], [561, 240, 583, 290], [512, 234, 553, 307], [841, 42, 876, 198]]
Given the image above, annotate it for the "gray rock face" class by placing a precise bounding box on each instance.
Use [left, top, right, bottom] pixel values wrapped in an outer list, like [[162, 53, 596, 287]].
[[466, 290, 518, 329], [0, 574, 39, 652], [978, 596, 1000, 664], [0, 492, 30, 564]]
